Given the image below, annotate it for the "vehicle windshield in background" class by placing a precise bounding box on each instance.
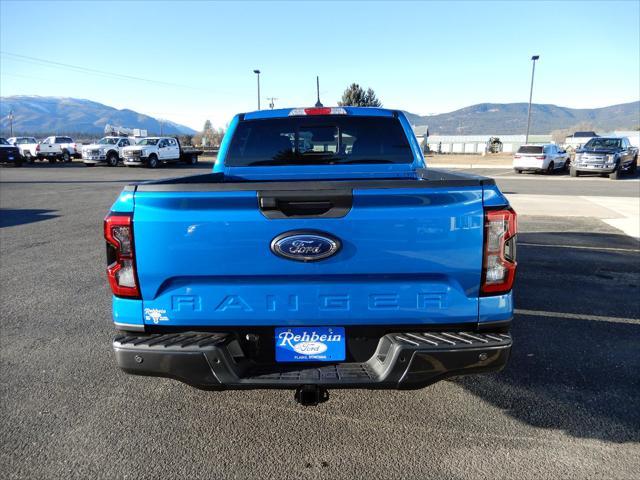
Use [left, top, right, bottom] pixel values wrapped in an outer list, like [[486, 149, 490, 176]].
[[137, 138, 159, 146], [583, 138, 621, 150], [0, 138, 9, 145], [517, 146, 543, 154], [15, 138, 36, 144], [98, 137, 119, 145], [226, 116, 413, 166]]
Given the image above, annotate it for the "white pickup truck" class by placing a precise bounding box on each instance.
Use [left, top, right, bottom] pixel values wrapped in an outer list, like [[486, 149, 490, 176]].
[[121, 137, 202, 168], [7, 137, 39, 163], [82, 136, 135, 167], [36, 136, 80, 163]]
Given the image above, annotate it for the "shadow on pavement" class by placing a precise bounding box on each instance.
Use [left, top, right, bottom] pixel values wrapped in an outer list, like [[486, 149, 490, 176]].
[[457, 230, 640, 443], [0, 209, 59, 228]]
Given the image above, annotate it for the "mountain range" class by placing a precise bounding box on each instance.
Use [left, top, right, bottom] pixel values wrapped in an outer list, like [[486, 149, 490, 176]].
[[0, 96, 196, 136], [403, 101, 639, 135], [0, 96, 638, 137]]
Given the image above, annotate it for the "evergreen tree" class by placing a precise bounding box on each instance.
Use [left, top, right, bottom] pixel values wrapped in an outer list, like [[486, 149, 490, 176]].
[[338, 84, 382, 107]]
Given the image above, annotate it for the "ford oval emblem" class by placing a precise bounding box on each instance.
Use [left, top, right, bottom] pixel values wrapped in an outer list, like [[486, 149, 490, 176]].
[[271, 231, 341, 262]]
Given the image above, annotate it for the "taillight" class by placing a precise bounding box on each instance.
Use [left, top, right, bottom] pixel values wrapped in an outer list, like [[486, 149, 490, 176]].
[[36, 144, 40, 152], [535, 155, 546, 160], [104, 213, 140, 298], [481, 208, 517, 295]]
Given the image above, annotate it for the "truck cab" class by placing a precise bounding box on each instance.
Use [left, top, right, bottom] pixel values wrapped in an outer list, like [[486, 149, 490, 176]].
[[37, 136, 79, 163], [82, 136, 134, 167], [571, 136, 638, 179], [122, 137, 180, 168], [107, 107, 517, 405], [7, 137, 38, 163]]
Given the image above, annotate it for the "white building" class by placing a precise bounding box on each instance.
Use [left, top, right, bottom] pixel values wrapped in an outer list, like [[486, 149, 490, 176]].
[[412, 128, 552, 154]]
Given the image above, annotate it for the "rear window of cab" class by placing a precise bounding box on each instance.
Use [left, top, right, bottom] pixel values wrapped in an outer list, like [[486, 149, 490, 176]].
[[226, 116, 413, 166]]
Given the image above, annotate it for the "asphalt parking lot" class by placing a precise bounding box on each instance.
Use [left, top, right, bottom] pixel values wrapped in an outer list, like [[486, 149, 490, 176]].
[[1, 160, 639, 479]]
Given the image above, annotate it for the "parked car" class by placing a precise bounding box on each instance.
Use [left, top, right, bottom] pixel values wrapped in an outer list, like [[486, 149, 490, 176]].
[[121, 136, 202, 168], [82, 136, 135, 167], [107, 106, 517, 406], [36, 136, 80, 163], [513, 144, 569, 174], [571, 137, 638, 180], [7, 137, 38, 163], [0, 137, 23, 166]]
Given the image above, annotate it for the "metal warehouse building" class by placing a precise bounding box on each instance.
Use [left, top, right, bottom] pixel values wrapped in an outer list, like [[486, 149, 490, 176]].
[[412, 127, 552, 154]]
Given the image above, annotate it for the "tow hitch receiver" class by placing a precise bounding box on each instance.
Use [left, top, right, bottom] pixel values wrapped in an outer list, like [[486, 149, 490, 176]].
[[295, 385, 329, 406]]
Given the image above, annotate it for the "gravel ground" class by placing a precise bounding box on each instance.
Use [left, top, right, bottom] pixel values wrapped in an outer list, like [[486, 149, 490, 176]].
[[1, 161, 638, 479]]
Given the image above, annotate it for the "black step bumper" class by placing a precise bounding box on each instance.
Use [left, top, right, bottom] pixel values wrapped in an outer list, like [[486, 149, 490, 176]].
[[113, 330, 511, 390]]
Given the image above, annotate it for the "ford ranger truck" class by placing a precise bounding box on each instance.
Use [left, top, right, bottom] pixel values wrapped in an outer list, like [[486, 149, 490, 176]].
[[107, 107, 517, 406]]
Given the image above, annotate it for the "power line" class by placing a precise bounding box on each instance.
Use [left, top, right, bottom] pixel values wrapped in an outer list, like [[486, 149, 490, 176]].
[[0, 51, 213, 92]]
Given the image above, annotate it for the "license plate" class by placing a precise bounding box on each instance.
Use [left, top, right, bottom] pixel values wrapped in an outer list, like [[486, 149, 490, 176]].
[[275, 326, 345, 362]]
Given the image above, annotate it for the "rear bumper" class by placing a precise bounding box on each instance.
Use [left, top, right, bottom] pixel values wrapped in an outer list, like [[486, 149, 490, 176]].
[[113, 330, 511, 390]]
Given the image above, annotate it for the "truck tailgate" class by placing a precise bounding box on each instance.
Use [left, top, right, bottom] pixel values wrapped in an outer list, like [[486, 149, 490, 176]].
[[132, 180, 485, 327]]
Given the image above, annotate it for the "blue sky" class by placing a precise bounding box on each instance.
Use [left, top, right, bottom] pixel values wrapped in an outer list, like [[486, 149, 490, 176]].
[[1, 0, 639, 129]]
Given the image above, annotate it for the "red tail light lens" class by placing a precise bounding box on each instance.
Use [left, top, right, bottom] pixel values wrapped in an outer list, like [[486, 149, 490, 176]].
[[535, 155, 546, 160], [104, 213, 140, 298], [481, 208, 517, 295], [36, 144, 40, 152]]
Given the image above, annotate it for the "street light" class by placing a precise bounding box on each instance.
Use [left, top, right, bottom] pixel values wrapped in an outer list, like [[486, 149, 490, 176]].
[[8, 109, 14, 137], [525, 55, 540, 144], [253, 69, 261, 110]]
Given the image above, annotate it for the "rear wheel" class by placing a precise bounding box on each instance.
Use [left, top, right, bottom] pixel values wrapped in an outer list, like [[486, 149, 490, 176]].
[[24, 152, 34, 164], [186, 155, 198, 165], [106, 152, 118, 167], [630, 156, 638, 174], [514, 169, 522, 174], [61, 151, 71, 163], [546, 161, 555, 174], [570, 166, 579, 177], [563, 160, 570, 171], [147, 154, 158, 169]]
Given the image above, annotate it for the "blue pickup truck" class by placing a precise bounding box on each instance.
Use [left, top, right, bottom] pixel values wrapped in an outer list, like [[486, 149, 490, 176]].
[[106, 106, 517, 405]]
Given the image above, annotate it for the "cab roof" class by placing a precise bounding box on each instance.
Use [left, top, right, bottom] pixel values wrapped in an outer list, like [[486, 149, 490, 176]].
[[243, 106, 398, 120]]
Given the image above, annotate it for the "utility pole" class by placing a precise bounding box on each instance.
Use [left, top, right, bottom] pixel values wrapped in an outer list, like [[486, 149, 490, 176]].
[[315, 76, 323, 107], [253, 69, 261, 110], [8, 109, 14, 137], [525, 55, 540, 144], [266, 97, 278, 109]]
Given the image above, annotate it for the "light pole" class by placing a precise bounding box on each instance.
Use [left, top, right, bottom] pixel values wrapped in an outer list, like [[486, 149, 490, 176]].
[[8, 109, 14, 137], [525, 55, 540, 144], [253, 69, 261, 110]]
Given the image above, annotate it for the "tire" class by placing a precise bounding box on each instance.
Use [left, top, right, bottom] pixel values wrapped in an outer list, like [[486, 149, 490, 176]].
[[609, 169, 619, 180], [106, 152, 119, 167], [546, 161, 555, 174], [61, 150, 71, 163], [84, 163, 95, 167], [514, 169, 522, 174], [24, 152, 34, 164], [187, 155, 198, 166], [630, 156, 638, 174], [48, 157, 57, 164], [147, 154, 158, 169], [570, 166, 579, 177], [563, 160, 570, 171]]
